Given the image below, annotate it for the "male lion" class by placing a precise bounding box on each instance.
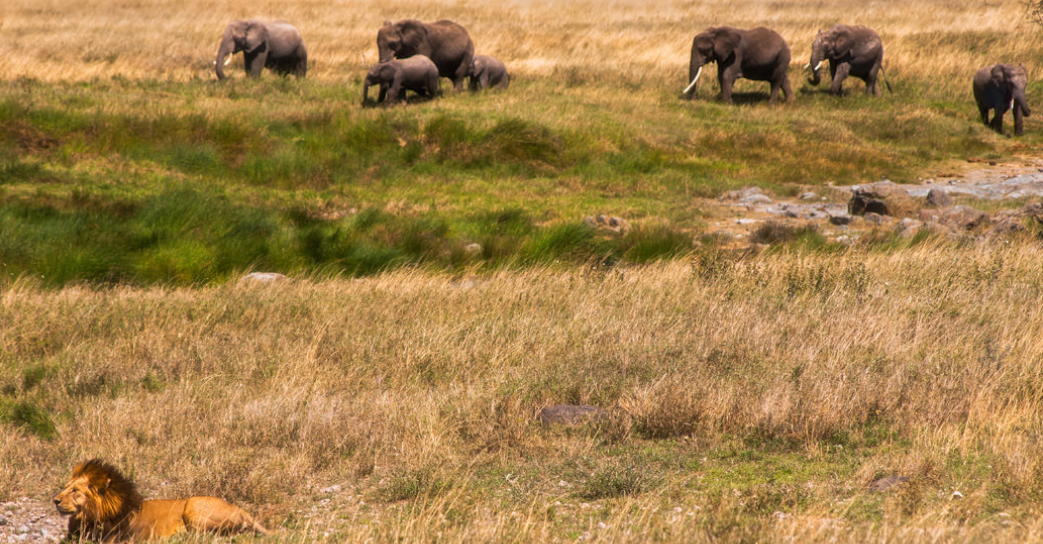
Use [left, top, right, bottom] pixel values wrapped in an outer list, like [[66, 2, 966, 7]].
[[54, 459, 269, 542]]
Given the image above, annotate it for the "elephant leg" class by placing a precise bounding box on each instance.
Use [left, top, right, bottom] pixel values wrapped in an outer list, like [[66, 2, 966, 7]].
[[781, 75, 793, 102], [864, 66, 879, 96], [469, 75, 479, 92], [830, 63, 851, 95], [378, 83, 388, 103], [387, 81, 403, 103], [978, 105, 990, 126], [718, 67, 737, 103], [990, 108, 1005, 134], [295, 51, 307, 78], [244, 51, 267, 78]]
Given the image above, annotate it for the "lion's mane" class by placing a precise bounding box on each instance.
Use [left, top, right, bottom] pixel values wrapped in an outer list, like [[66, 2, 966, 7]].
[[67, 459, 145, 541]]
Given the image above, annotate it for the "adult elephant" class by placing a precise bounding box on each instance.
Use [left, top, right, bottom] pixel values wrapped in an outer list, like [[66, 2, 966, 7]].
[[683, 26, 792, 104], [215, 20, 307, 80], [807, 24, 891, 96], [973, 63, 1031, 136], [377, 19, 474, 91]]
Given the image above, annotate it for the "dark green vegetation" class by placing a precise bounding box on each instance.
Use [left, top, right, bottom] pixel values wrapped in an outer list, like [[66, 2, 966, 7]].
[[0, 75, 1035, 285]]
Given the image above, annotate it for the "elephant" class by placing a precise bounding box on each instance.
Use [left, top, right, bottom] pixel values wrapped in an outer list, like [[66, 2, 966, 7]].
[[973, 63, 1031, 136], [215, 20, 306, 80], [362, 55, 440, 105], [683, 26, 793, 104], [807, 24, 891, 96], [469, 55, 509, 90], [377, 19, 474, 91]]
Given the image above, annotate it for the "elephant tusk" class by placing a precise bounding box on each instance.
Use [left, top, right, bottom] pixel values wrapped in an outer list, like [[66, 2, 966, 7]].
[[224, 54, 233, 66], [803, 63, 810, 69], [814, 60, 825, 71], [683, 66, 702, 94]]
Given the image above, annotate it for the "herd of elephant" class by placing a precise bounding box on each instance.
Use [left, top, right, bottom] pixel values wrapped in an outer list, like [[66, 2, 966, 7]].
[[214, 18, 507, 105], [214, 19, 1030, 136]]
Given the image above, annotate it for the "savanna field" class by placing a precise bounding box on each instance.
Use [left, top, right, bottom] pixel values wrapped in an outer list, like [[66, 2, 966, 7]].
[[5, 0, 1043, 542]]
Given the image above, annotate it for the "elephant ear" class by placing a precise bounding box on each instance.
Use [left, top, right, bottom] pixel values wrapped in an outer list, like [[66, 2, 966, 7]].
[[396, 20, 428, 55], [244, 22, 268, 53], [712, 28, 742, 62], [829, 30, 854, 59]]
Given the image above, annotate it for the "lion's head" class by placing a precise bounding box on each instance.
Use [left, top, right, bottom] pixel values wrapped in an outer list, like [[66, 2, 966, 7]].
[[54, 459, 144, 538]]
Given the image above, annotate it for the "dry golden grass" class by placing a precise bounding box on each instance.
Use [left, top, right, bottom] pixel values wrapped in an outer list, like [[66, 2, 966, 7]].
[[5, 243, 1043, 541], [0, 0, 1037, 91]]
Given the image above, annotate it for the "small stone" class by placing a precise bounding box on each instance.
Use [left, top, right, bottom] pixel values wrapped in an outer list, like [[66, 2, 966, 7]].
[[583, 216, 597, 228], [0, 514, 7, 525], [952, 490, 964, 499], [321, 484, 342, 494], [799, 192, 817, 200], [868, 475, 910, 492], [829, 214, 852, 226], [463, 243, 483, 255], [16, 524, 28, 534], [925, 188, 953, 208], [537, 405, 610, 426]]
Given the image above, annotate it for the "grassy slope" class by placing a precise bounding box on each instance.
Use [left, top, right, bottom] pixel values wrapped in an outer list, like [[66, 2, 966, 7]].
[[5, 248, 1043, 542], [2, 1, 1043, 283]]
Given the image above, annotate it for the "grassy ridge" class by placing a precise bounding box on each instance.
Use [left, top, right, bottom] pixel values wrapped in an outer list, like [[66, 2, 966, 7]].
[[0, 73, 1029, 284]]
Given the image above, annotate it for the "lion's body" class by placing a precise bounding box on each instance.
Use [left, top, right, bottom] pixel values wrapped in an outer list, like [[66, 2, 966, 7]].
[[54, 459, 269, 543]]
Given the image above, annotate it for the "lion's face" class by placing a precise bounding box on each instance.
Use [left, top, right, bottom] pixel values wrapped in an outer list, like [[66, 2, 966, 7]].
[[53, 474, 103, 516]]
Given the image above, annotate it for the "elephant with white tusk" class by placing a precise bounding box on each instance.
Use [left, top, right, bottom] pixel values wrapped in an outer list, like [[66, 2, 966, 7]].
[[973, 63, 1031, 136], [808, 24, 890, 96], [214, 20, 307, 80], [683, 26, 792, 104], [377, 19, 474, 91]]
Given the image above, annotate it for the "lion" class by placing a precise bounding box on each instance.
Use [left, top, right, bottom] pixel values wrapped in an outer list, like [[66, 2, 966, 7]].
[[53, 459, 270, 543]]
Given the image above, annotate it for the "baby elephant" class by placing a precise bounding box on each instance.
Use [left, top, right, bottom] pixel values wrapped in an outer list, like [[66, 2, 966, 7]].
[[469, 55, 509, 90], [973, 63, 1031, 136], [363, 55, 439, 105]]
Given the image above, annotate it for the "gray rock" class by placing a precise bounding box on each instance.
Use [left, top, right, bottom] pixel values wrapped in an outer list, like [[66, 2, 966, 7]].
[[868, 475, 910, 492], [899, 218, 922, 231], [464, 243, 483, 255], [940, 206, 988, 230], [740, 194, 773, 205], [538, 405, 610, 426], [829, 214, 852, 226], [239, 272, 288, 284], [863, 212, 887, 225], [925, 188, 953, 208], [583, 216, 597, 228], [799, 192, 817, 200], [0, 514, 7, 526], [848, 194, 890, 216]]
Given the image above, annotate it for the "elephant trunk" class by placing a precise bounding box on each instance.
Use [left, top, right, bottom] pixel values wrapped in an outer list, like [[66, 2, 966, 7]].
[[684, 57, 704, 99], [808, 48, 825, 86], [215, 36, 235, 80], [362, 78, 371, 104], [1015, 89, 1031, 117]]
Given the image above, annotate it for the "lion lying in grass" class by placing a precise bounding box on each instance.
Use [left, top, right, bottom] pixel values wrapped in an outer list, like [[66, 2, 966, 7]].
[[53, 459, 269, 542]]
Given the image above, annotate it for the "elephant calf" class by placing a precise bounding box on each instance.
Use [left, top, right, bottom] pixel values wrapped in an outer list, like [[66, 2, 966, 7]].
[[973, 63, 1031, 136], [807, 24, 891, 96], [469, 55, 509, 90], [215, 20, 307, 80], [363, 55, 440, 105]]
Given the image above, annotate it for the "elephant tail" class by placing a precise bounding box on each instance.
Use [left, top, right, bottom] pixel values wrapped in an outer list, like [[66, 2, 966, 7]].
[[881, 66, 894, 94]]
